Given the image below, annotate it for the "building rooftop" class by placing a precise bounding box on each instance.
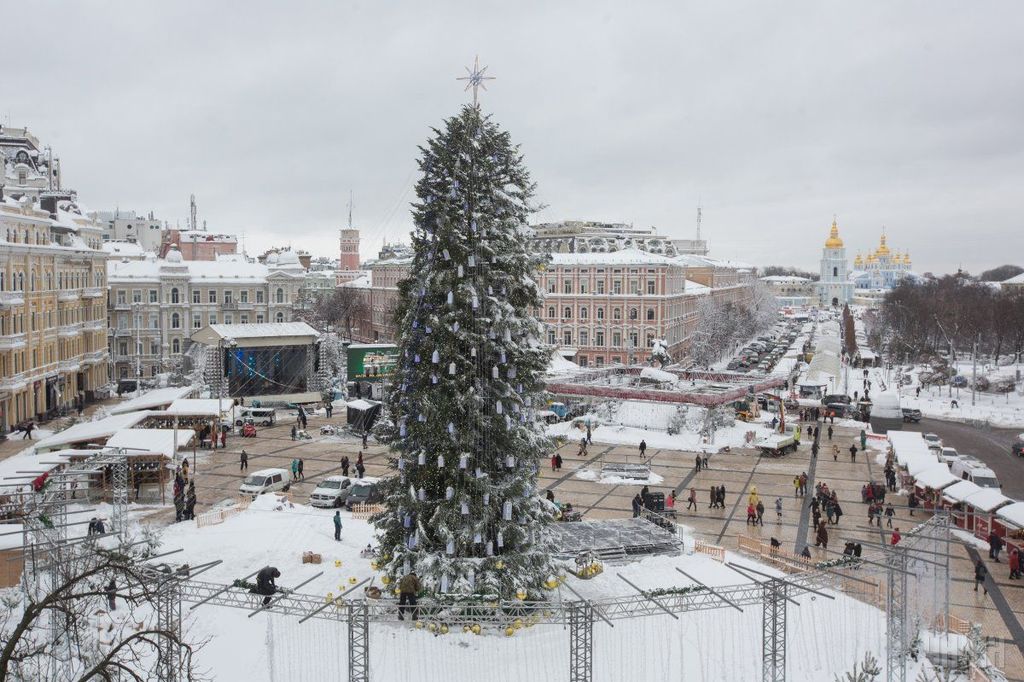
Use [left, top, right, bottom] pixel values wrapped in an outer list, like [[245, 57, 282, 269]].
[[547, 248, 680, 267]]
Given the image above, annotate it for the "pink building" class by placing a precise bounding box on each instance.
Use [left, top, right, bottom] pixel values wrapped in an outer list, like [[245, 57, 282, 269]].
[[159, 229, 237, 261], [337, 228, 361, 284]]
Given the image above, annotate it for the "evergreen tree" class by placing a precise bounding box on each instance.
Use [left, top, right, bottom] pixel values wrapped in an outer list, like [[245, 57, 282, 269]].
[[374, 104, 554, 598]]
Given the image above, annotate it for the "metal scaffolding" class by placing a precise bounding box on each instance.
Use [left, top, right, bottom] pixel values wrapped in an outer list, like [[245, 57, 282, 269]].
[[347, 602, 369, 682], [155, 573, 183, 682], [568, 601, 594, 682], [762, 579, 788, 682], [886, 545, 909, 682]]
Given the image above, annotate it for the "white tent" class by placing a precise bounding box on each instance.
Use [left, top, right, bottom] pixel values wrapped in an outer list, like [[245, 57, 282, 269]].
[[942, 480, 982, 503], [913, 465, 959, 491], [35, 412, 150, 452], [106, 429, 194, 458], [109, 386, 194, 415], [996, 502, 1024, 530]]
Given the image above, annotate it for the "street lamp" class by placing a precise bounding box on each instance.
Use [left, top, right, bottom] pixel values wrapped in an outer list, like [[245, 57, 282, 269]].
[[217, 336, 237, 448]]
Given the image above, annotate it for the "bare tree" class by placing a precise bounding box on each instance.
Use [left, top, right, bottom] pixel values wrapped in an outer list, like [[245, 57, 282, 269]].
[[1, 540, 206, 681], [296, 288, 368, 341]]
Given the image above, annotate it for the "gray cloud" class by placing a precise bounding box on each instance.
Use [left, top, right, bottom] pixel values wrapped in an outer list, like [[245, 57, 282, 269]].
[[7, 0, 1023, 274]]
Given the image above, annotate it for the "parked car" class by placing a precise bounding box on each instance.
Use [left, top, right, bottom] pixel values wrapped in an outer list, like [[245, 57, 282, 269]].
[[901, 408, 922, 423], [239, 468, 290, 497], [345, 480, 383, 510], [1013, 435, 1024, 457], [951, 375, 968, 388], [922, 433, 942, 448], [937, 447, 960, 465], [309, 475, 353, 508]]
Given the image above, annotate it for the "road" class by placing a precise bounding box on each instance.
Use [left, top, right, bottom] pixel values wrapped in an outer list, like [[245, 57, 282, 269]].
[[901, 419, 1024, 498]]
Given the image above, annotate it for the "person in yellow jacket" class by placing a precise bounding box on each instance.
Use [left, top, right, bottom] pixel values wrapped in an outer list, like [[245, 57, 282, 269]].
[[398, 571, 421, 621], [794, 425, 802, 445], [748, 486, 759, 508]]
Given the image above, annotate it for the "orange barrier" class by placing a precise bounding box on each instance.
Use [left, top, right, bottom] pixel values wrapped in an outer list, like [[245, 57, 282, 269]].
[[694, 539, 725, 563]]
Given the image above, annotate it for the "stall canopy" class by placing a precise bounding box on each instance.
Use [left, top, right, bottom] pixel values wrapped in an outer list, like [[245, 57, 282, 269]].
[[0, 449, 99, 487], [106, 429, 194, 458], [942, 480, 982, 503], [914, 465, 960, 491], [962, 488, 1014, 514], [109, 386, 194, 415], [164, 399, 228, 417], [996, 502, 1024, 530], [346, 399, 381, 433], [35, 412, 150, 452], [906, 454, 941, 477]]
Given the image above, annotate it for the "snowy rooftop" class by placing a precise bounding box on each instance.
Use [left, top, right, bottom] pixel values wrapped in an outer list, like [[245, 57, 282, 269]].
[[0, 448, 98, 486], [913, 464, 960, 490], [942, 479, 982, 503], [547, 248, 680, 267], [109, 386, 194, 415], [106, 428, 194, 457], [961, 487, 1013, 513], [35, 412, 151, 451], [163, 398, 228, 417], [761, 275, 811, 283], [996, 502, 1024, 529], [102, 240, 150, 258], [109, 254, 302, 284], [684, 279, 711, 294], [192, 322, 320, 346]]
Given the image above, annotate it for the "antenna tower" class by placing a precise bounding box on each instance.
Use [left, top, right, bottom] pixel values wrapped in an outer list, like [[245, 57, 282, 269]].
[[696, 202, 703, 242], [189, 194, 199, 231], [348, 190, 354, 229]]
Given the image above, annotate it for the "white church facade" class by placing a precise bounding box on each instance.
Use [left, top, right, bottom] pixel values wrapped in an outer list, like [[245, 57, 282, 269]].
[[817, 219, 854, 307]]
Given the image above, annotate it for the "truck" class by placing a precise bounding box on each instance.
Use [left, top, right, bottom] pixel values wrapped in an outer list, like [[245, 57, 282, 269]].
[[755, 425, 799, 457]]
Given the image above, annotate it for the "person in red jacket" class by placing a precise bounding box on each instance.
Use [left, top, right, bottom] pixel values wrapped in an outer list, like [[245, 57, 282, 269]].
[[1009, 549, 1021, 580], [891, 528, 902, 546]]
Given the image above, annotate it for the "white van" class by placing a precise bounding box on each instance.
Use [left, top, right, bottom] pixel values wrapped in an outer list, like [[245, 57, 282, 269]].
[[309, 475, 352, 508], [239, 468, 291, 497], [950, 458, 1000, 489]]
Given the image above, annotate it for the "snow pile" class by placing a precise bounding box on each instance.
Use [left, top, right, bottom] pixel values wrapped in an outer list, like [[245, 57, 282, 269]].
[[574, 468, 665, 485], [547, 351, 582, 375]]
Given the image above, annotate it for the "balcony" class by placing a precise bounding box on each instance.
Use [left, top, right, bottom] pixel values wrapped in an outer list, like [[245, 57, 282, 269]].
[[0, 372, 28, 392], [0, 332, 27, 351], [0, 291, 25, 308], [114, 328, 132, 338], [58, 290, 81, 302], [58, 322, 83, 337], [83, 319, 105, 331], [59, 359, 81, 373], [113, 301, 131, 311], [83, 349, 108, 365], [82, 287, 104, 299]]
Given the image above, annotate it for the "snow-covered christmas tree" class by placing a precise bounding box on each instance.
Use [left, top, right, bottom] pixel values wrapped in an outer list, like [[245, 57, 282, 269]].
[[374, 102, 554, 598]]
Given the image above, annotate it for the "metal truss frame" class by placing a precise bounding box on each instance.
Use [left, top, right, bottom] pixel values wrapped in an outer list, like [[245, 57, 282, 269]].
[[568, 601, 594, 682], [762, 579, 788, 682]]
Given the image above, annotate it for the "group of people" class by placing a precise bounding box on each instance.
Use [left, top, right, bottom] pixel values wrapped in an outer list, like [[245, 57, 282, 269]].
[[291, 458, 305, 481], [809, 482, 844, 529], [791, 472, 810, 496], [340, 452, 366, 478], [173, 467, 197, 522]]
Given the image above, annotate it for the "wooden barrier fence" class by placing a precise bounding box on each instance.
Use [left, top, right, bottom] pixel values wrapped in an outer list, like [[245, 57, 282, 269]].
[[694, 539, 725, 563], [350, 503, 385, 520], [196, 495, 254, 529]]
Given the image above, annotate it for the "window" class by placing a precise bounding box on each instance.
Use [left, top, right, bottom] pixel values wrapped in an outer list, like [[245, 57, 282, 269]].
[[646, 308, 655, 321], [225, 314, 233, 324], [150, 341, 159, 355], [596, 280, 605, 294], [151, 366, 158, 377], [833, 266, 838, 278], [629, 308, 638, 320], [172, 338, 181, 354], [547, 280, 556, 293], [563, 306, 572, 319], [256, 290, 265, 303], [595, 330, 605, 346], [563, 281, 572, 294], [547, 330, 556, 344], [579, 330, 589, 345], [170, 288, 179, 303], [646, 333, 654, 348], [275, 312, 284, 322], [149, 289, 158, 303], [240, 290, 249, 303], [192, 290, 201, 304], [578, 356, 588, 367], [256, 314, 265, 323], [275, 288, 284, 304], [630, 332, 639, 348], [118, 341, 128, 356], [579, 307, 588, 319], [171, 313, 180, 329], [547, 307, 556, 319], [580, 280, 588, 294], [595, 356, 604, 367], [116, 290, 126, 304], [209, 314, 217, 325], [562, 330, 572, 345], [209, 290, 217, 304], [647, 280, 656, 294], [240, 314, 249, 323], [630, 280, 640, 295], [193, 314, 202, 329], [149, 314, 159, 329], [596, 307, 605, 320], [613, 307, 622, 320], [119, 367, 128, 379], [132, 289, 142, 303], [612, 332, 621, 347], [224, 291, 233, 304], [612, 280, 622, 295]]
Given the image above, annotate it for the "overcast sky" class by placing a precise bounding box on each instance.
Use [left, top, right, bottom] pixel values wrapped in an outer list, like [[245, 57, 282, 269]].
[[7, 1, 1023, 274]]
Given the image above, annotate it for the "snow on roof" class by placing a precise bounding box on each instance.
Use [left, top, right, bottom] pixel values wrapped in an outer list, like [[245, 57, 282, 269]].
[[1002, 272, 1024, 284], [346, 399, 379, 410], [639, 367, 678, 383], [913, 465, 960, 490], [102, 241, 148, 257], [109, 386, 194, 415], [201, 322, 320, 342], [547, 350, 582, 375], [341, 273, 372, 288], [0, 448, 97, 486], [164, 399, 227, 417], [108, 255, 280, 284], [35, 412, 150, 451], [106, 429, 194, 457], [942, 479, 982, 503], [962, 488, 1013, 513], [761, 275, 811, 283], [996, 502, 1024, 529], [684, 280, 711, 295], [548, 249, 680, 267], [906, 453, 942, 477]]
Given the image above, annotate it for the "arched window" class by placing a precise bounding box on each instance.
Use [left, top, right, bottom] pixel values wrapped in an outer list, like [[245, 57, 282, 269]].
[[171, 288, 179, 304], [547, 307, 555, 319], [172, 338, 181, 354], [276, 288, 284, 303], [612, 307, 621, 320], [275, 312, 284, 323], [596, 307, 604, 320], [629, 308, 638, 321], [646, 308, 655, 321], [171, 313, 180, 329], [563, 306, 572, 319], [30, 271, 36, 291], [579, 307, 588, 319], [833, 266, 838, 278]]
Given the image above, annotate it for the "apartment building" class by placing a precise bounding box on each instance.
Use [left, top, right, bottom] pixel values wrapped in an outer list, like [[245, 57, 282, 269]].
[[106, 249, 305, 381]]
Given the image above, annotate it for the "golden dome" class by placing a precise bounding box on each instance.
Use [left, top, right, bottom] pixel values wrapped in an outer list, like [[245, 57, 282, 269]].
[[824, 218, 844, 248], [867, 252, 878, 263], [853, 253, 863, 267], [876, 232, 890, 257], [902, 252, 911, 265]]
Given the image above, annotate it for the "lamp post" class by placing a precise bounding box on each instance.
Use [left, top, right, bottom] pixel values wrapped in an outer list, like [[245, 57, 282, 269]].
[[217, 336, 236, 449]]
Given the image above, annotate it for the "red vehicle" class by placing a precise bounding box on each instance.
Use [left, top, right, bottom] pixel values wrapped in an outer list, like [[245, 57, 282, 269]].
[[241, 422, 258, 438]]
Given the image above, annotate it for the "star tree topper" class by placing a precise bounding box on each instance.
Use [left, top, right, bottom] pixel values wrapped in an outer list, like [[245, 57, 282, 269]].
[[457, 55, 495, 107]]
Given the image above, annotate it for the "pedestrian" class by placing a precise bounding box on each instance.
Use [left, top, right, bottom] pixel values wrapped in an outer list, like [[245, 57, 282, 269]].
[[832, 501, 843, 525], [989, 532, 1004, 562], [291, 458, 299, 481], [632, 493, 643, 517], [333, 510, 343, 541], [1009, 549, 1021, 580], [297, 458, 305, 480], [756, 500, 765, 526], [793, 476, 800, 498], [341, 455, 350, 476], [827, 425, 833, 441], [240, 449, 249, 471], [174, 489, 184, 523], [746, 503, 757, 525], [794, 424, 801, 445], [255, 566, 281, 606], [884, 503, 895, 528], [815, 522, 829, 550], [220, 429, 227, 449], [891, 527, 901, 546], [291, 424, 297, 441], [801, 545, 812, 559], [708, 485, 717, 509], [639, 439, 647, 459], [718, 485, 726, 509], [586, 424, 592, 445], [398, 571, 421, 621], [22, 421, 34, 440], [555, 453, 563, 471], [665, 491, 676, 516], [695, 454, 702, 472], [105, 578, 117, 611], [356, 459, 366, 479], [687, 487, 697, 511], [362, 432, 368, 448], [916, 386, 921, 398], [908, 492, 918, 516], [849, 443, 857, 462], [974, 560, 988, 595], [702, 454, 709, 469], [640, 485, 650, 509], [775, 497, 782, 520], [811, 441, 819, 458], [578, 437, 587, 457], [551, 454, 558, 471], [799, 472, 807, 496], [184, 481, 196, 521], [868, 502, 877, 525], [859, 430, 867, 450]]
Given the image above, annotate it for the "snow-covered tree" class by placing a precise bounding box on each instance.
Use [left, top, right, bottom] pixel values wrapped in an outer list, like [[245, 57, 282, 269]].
[[833, 652, 882, 682], [374, 105, 554, 598]]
